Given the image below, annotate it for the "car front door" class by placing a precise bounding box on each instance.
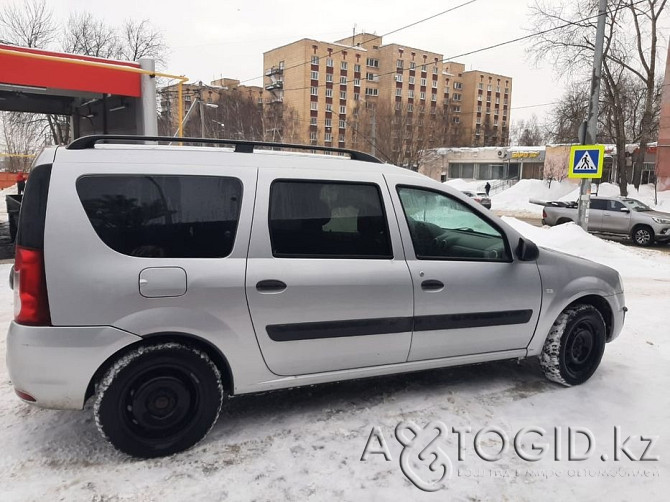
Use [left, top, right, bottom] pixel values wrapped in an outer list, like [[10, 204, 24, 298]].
[[245, 170, 413, 376], [601, 199, 631, 233], [386, 174, 542, 361]]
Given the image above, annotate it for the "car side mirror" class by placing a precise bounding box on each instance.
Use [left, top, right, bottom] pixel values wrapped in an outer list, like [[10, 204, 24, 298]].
[[516, 238, 539, 261], [620, 207, 630, 213]]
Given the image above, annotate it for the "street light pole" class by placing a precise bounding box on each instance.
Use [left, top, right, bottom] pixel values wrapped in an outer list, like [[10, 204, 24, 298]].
[[577, 0, 607, 230]]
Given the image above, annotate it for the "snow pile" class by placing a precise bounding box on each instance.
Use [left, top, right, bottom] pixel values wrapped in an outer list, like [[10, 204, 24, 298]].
[[443, 178, 489, 192], [491, 179, 578, 216]]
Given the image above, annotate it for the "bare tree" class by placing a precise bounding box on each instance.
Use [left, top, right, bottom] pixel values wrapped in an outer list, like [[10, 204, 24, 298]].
[[119, 19, 167, 67], [511, 114, 545, 145], [62, 12, 120, 59], [0, 0, 55, 48], [1, 112, 47, 172], [544, 83, 590, 143], [528, 0, 667, 195]]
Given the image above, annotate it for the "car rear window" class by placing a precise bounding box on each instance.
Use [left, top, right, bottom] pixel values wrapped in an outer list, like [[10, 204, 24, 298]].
[[16, 163, 52, 250], [76, 175, 242, 258]]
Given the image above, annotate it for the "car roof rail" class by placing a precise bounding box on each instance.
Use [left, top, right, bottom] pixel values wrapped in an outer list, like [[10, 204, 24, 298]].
[[66, 135, 383, 164]]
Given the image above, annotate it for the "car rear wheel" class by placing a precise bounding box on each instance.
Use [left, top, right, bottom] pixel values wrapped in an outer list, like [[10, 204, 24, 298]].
[[540, 305, 606, 386], [631, 225, 654, 247], [94, 343, 224, 458], [556, 218, 573, 225]]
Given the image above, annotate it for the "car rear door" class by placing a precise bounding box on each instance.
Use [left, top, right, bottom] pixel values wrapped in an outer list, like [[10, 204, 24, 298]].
[[386, 173, 542, 360], [588, 199, 606, 231], [245, 168, 413, 376], [601, 199, 631, 233]]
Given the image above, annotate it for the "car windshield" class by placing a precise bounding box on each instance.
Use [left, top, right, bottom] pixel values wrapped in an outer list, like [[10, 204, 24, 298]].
[[622, 198, 651, 211]]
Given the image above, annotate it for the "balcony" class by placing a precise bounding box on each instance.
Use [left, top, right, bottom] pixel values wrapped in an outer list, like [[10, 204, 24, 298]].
[[265, 66, 284, 76], [265, 81, 284, 91]]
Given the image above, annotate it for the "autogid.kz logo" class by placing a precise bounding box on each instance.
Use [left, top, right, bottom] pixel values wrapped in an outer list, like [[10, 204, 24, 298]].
[[360, 421, 660, 492]]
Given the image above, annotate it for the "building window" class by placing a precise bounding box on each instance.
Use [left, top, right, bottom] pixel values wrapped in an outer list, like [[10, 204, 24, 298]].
[[340, 91, 347, 100], [487, 84, 492, 91], [311, 71, 319, 80], [420, 91, 426, 100], [366, 57, 379, 68], [477, 95, 482, 102], [477, 105, 482, 112], [433, 66, 438, 74], [341, 61, 348, 70], [504, 87, 509, 94], [310, 117, 317, 126], [325, 88, 333, 98], [326, 74, 333, 83], [325, 132, 332, 142], [476, 117, 481, 124], [396, 59, 404, 69], [340, 76, 347, 84], [409, 76, 415, 84], [354, 93, 360, 101], [339, 105, 346, 114], [478, 83, 483, 90], [452, 105, 461, 112], [310, 131, 317, 141], [496, 86, 501, 92], [432, 81, 438, 88], [453, 117, 460, 124], [410, 62, 416, 69], [311, 56, 319, 65], [326, 58, 334, 67], [353, 78, 360, 86], [325, 118, 332, 128], [453, 93, 462, 101], [496, 97, 500, 104], [310, 86, 318, 96], [407, 103, 413, 112], [311, 102, 318, 111], [420, 78, 427, 86], [365, 88, 379, 96], [408, 89, 414, 98], [354, 64, 361, 73], [395, 88, 402, 97], [431, 94, 437, 102], [326, 103, 333, 112], [366, 72, 376, 81], [339, 119, 346, 129], [454, 82, 463, 90], [395, 74, 403, 82]]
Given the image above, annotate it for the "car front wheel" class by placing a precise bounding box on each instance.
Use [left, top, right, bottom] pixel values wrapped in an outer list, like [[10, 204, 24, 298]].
[[94, 343, 224, 458], [540, 304, 606, 386], [632, 225, 654, 247]]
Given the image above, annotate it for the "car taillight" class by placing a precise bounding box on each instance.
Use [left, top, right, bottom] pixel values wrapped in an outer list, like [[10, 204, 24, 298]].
[[542, 209, 547, 219], [14, 246, 51, 326]]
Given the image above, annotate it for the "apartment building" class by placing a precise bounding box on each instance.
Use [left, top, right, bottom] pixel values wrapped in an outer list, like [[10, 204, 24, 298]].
[[461, 70, 512, 147], [263, 33, 512, 153]]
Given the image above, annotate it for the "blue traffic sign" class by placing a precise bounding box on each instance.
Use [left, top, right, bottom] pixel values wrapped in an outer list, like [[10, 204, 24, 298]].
[[568, 144, 604, 179]]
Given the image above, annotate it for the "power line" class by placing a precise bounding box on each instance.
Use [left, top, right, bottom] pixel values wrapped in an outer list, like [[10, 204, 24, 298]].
[[281, 0, 648, 93], [237, 0, 480, 85]]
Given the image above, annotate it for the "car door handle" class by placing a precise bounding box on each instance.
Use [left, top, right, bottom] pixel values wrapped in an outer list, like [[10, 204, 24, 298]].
[[256, 280, 287, 293], [421, 279, 444, 291]]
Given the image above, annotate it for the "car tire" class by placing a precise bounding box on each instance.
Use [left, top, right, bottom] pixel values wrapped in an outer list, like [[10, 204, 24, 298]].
[[540, 305, 606, 386], [94, 343, 224, 458], [631, 225, 654, 247]]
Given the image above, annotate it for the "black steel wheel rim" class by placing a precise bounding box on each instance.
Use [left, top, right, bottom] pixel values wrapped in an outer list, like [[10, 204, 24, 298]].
[[121, 366, 200, 440], [564, 321, 597, 379]]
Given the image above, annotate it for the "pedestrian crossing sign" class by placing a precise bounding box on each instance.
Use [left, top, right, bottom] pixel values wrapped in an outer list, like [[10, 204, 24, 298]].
[[568, 144, 604, 179]]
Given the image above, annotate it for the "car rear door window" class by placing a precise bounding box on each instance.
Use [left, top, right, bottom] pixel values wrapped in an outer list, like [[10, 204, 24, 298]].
[[76, 175, 242, 258], [269, 180, 392, 258], [590, 199, 608, 210]]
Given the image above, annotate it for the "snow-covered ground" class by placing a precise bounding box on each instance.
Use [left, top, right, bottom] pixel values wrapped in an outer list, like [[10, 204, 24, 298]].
[[1, 218, 669, 501], [445, 179, 670, 218]]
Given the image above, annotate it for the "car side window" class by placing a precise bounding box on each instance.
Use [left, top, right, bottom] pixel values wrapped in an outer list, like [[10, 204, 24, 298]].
[[590, 199, 608, 210], [269, 180, 392, 259], [77, 175, 242, 258], [608, 200, 626, 211], [397, 186, 510, 261]]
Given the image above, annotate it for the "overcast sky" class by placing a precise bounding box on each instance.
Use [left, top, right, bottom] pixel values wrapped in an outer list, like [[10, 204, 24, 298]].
[[30, 0, 670, 125]]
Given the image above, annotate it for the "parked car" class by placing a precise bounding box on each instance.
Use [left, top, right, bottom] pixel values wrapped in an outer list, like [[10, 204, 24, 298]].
[[461, 190, 492, 209], [7, 135, 626, 458], [540, 196, 670, 247]]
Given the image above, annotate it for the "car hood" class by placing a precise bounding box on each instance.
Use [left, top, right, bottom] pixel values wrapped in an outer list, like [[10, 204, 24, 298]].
[[537, 246, 624, 295], [640, 210, 670, 219]]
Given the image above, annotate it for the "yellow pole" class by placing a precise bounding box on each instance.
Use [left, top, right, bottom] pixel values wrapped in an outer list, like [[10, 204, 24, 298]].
[[0, 46, 188, 138], [178, 82, 183, 138]]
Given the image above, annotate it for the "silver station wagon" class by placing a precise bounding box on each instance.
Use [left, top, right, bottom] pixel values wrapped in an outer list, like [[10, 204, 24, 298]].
[[7, 136, 626, 458]]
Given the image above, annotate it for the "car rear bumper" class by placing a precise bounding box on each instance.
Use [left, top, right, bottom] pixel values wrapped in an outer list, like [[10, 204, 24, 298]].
[[6, 322, 142, 410]]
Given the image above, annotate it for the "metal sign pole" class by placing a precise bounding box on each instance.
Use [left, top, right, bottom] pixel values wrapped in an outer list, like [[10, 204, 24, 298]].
[[577, 0, 607, 230]]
